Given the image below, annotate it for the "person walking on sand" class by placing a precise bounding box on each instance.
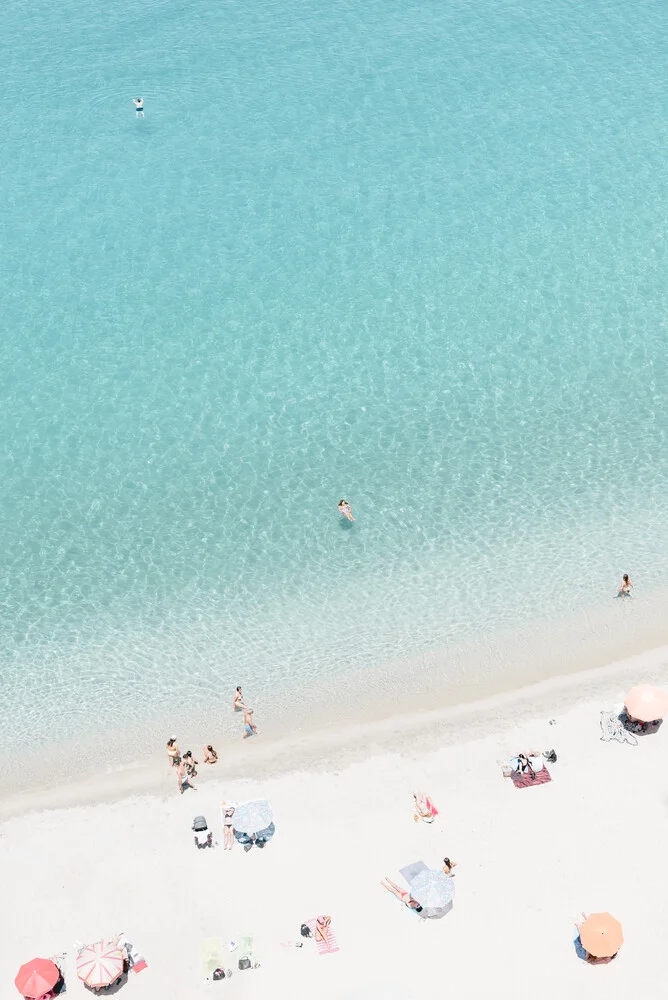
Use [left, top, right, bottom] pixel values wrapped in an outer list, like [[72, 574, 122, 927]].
[[175, 756, 196, 794], [166, 736, 179, 766], [132, 97, 144, 117], [338, 499, 355, 522], [617, 573, 633, 597], [233, 686, 246, 712], [182, 750, 198, 778], [243, 706, 258, 739]]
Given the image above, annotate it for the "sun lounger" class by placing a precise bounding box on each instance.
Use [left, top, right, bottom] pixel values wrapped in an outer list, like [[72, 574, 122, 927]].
[[115, 934, 147, 974], [599, 710, 638, 746], [306, 918, 340, 955], [399, 860, 428, 885]]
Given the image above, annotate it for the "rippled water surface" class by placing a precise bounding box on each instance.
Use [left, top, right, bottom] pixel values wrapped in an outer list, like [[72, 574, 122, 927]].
[[1, 0, 667, 751]]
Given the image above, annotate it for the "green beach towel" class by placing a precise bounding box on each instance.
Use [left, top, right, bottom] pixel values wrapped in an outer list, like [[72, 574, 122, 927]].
[[201, 938, 226, 978], [237, 934, 255, 967]]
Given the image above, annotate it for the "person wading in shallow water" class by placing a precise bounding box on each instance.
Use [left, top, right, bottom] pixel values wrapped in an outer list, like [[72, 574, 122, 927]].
[[243, 706, 258, 739], [233, 686, 246, 712]]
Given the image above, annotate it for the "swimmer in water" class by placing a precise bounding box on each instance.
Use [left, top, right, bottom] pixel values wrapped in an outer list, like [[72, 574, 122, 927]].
[[133, 97, 144, 117], [618, 573, 633, 597], [338, 499, 355, 522]]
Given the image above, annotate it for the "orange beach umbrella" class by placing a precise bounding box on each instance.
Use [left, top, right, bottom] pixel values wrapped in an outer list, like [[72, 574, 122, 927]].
[[624, 685, 668, 722], [14, 957, 60, 998], [579, 912, 623, 958], [76, 940, 124, 989]]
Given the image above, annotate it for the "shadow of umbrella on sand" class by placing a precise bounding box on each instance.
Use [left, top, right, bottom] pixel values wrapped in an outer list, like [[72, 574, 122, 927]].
[[410, 869, 455, 918]]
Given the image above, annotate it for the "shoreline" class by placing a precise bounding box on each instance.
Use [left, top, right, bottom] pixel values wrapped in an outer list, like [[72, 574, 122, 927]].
[[3, 643, 668, 998], [3, 632, 668, 821]]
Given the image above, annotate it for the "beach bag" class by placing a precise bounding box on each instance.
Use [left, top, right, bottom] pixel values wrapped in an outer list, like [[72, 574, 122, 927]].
[[300, 924, 312, 938], [212, 968, 226, 980], [543, 749, 557, 764], [238, 957, 251, 971]]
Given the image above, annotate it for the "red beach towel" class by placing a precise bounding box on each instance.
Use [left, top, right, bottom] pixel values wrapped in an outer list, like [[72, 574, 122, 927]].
[[512, 766, 551, 789], [307, 917, 340, 955]]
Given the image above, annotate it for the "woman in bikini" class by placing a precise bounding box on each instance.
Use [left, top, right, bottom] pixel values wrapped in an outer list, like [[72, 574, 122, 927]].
[[166, 737, 179, 766], [203, 744, 218, 763], [380, 877, 423, 912], [618, 574, 633, 597], [222, 802, 235, 850]]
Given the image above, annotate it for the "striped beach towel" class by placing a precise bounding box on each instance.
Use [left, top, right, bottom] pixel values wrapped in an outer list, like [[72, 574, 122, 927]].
[[307, 917, 340, 955]]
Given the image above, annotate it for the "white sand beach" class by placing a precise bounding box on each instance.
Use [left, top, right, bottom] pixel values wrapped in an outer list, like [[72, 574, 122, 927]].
[[3, 649, 668, 999]]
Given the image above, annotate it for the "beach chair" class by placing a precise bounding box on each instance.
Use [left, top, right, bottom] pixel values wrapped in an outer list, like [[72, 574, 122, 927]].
[[599, 710, 638, 746]]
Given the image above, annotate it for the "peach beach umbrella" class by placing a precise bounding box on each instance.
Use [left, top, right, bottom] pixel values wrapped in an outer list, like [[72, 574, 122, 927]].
[[76, 940, 124, 989], [579, 913, 623, 958], [624, 685, 668, 722], [14, 958, 60, 998]]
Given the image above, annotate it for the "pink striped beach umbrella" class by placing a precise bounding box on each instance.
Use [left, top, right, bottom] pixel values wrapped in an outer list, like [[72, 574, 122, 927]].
[[76, 941, 124, 989]]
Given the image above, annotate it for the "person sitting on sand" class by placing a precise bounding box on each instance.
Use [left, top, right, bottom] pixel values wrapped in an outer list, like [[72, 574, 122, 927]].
[[516, 753, 535, 777], [338, 499, 355, 522], [442, 856, 457, 876], [233, 686, 246, 712], [381, 877, 423, 913], [203, 744, 218, 763], [166, 737, 179, 766], [222, 802, 235, 850], [617, 573, 633, 598]]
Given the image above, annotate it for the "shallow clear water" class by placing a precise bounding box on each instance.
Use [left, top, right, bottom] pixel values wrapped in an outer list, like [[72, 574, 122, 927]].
[[1, 0, 668, 751]]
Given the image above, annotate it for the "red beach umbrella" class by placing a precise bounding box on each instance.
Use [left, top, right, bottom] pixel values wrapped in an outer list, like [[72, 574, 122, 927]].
[[76, 940, 124, 990], [14, 958, 60, 998]]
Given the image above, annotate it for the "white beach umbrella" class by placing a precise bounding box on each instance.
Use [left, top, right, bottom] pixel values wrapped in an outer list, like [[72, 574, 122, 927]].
[[76, 940, 124, 989]]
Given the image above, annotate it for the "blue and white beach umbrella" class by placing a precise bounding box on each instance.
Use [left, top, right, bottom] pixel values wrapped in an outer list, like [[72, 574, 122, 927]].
[[410, 869, 455, 912], [232, 798, 273, 836]]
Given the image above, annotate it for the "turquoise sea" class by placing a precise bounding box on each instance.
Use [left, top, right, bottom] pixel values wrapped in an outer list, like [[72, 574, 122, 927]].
[[1, 0, 667, 753]]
